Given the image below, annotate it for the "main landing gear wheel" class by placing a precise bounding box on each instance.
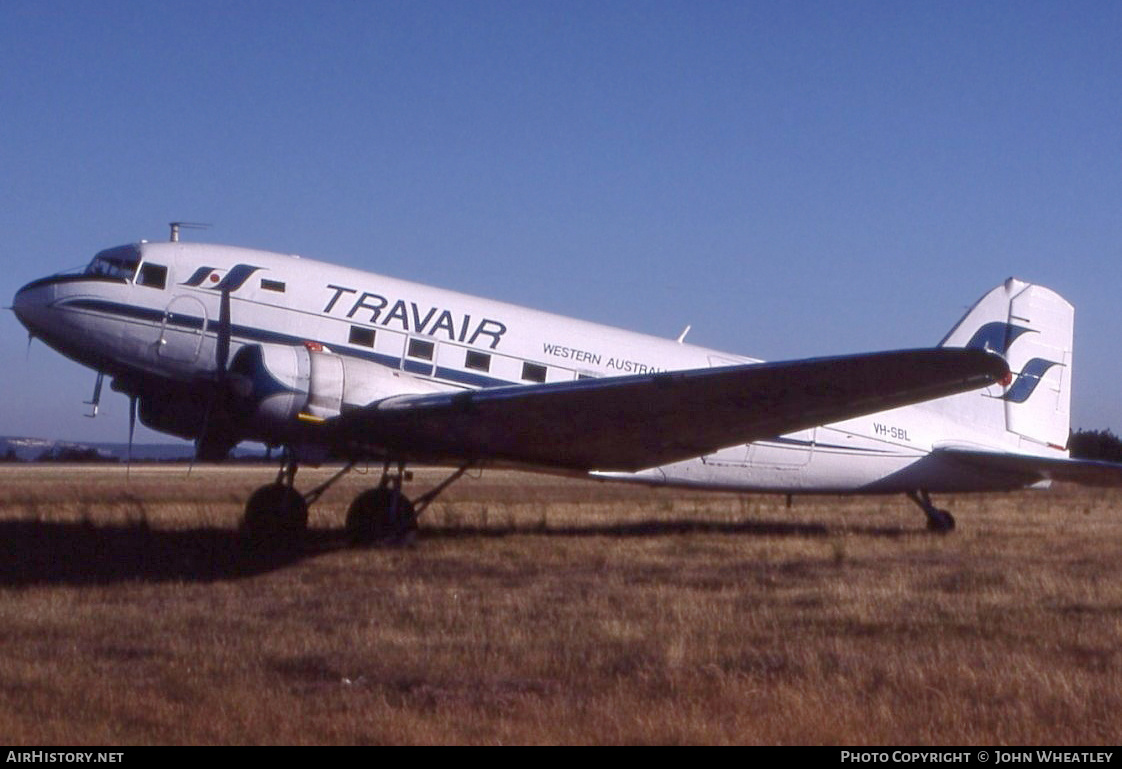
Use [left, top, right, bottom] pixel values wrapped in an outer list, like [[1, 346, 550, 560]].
[[240, 483, 309, 548], [345, 487, 418, 546]]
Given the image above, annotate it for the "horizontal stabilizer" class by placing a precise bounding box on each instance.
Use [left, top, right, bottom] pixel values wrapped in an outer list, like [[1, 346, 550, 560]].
[[936, 447, 1122, 487], [332, 348, 1008, 472]]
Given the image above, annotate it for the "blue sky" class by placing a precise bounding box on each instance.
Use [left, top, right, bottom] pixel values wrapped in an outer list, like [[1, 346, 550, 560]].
[[2, 1, 1120, 443]]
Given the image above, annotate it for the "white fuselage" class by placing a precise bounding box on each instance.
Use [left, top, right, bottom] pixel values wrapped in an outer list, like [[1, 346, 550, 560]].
[[13, 241, 1055, 494]]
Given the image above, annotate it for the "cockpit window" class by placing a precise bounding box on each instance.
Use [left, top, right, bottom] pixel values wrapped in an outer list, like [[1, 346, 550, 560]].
[[84, 246, 140, 281], [136, 262, 168, 289]]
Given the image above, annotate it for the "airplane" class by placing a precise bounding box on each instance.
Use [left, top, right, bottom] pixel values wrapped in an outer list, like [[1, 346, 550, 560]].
[[11, 225, 1122, 545]]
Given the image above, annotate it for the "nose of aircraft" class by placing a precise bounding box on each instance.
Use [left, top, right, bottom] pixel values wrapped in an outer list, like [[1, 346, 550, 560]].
[[12, 277, 50, 336]]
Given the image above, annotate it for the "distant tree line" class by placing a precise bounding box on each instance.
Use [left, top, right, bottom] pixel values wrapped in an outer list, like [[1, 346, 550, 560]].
[[0, 446, 122, 463], [0, 446, 273, 463], [1069, 429, 1122, 463], [34, 446, 119, 463]]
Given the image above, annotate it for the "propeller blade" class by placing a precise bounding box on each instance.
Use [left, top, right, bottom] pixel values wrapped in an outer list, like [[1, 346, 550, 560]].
[[191, 396, 214, 474], [194, 287, 236, 468], [216, 288, 231, 375], [126, 395, 137, 480]]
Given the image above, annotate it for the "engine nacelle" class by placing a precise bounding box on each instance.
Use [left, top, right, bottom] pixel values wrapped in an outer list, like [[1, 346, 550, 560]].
[[136, 386, 210, 441], [228, 342, 445, 435]]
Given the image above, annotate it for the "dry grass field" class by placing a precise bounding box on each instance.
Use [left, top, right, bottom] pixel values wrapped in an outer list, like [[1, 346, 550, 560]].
[[0, 464, 1120, 745]]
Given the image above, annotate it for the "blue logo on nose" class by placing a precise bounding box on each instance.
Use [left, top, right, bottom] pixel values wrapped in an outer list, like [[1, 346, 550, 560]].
[[180, 264, 261, 291]]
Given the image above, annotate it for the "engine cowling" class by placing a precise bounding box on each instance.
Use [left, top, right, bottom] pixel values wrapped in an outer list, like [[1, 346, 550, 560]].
[[228, 342, 445, 439]]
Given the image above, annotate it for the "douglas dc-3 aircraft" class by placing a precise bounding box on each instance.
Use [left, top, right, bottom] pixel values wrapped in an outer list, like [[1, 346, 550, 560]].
[[12, 226, 1122, 544]]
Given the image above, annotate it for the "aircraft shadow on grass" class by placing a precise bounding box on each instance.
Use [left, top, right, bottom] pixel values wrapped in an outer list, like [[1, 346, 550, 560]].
[[0, 519, 312, 586], [0, 517, 913, 587]]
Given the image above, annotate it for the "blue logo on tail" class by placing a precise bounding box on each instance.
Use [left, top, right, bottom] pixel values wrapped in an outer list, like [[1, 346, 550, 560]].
[[964, 322, 1033, 354], [1002, 358, 1061, 403], [964, 323, 1061, 403]]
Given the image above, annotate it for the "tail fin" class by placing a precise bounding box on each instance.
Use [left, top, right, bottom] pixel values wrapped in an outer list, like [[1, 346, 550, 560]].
[[939, 278, 1073, 451]]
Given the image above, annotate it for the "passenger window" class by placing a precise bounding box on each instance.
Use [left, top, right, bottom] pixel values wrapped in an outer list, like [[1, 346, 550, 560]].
[[349, 326, 375, 347], [465, 350, 491, 372], [407, 338, 435, 360], [261, 278, 286, 292], [136, 263, 168, 289], [522, 362, 547, 383]]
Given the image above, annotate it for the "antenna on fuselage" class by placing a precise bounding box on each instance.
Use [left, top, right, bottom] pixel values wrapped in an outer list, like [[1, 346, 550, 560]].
[[169, 221, 211, 242]]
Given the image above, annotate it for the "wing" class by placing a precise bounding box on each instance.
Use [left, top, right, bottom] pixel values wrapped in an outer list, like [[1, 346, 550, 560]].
[[330, 348, 1008, 472], [936, 447, 1122, 487]]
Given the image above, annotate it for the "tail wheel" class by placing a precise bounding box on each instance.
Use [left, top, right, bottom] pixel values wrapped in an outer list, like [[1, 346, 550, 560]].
[[346, 487, 417, 545], [925, 508, 956, 533], [907, 490, 957, 534], [241, 483, 309, 548]]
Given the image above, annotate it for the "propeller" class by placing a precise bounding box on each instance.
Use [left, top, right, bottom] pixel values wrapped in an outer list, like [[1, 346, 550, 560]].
[[193, 287, 236, 465]]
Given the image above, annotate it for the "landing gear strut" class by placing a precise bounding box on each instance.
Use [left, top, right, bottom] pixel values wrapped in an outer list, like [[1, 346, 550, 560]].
[[907, 490, 956, 533]]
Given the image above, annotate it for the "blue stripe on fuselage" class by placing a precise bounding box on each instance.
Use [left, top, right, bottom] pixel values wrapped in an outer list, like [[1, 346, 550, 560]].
[[58, 297, 519, 390]]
